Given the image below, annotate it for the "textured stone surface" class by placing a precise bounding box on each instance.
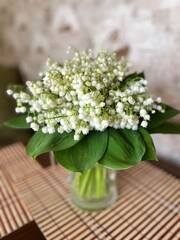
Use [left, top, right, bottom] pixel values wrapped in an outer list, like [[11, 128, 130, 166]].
[[0, 0, 179, 162]]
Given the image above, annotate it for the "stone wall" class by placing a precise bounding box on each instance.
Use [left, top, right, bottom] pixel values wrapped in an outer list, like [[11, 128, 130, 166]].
[[0, 0, 179, 163]]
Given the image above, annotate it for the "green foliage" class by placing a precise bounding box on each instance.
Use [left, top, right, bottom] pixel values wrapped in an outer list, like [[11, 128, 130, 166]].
[[124, 72, 145, 81], [147, 105, 180, 129], [149, 122, 180, 134], [26, 130, 84, 159], [99, 128, 145, 170], [121, 72, 145, 88], [4, 115, 30, 129], [138, 127, 158, 161], [54, 130, 108, 173], [26, 119, 180, 172], [3, 101, 180, 173]]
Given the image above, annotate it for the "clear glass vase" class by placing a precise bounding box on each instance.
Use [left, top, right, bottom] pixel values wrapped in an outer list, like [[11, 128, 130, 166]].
[[70, 164, 117, 212]]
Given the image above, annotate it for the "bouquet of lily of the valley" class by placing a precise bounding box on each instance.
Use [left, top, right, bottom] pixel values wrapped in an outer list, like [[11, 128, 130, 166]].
[[5, 50, 180, 209]]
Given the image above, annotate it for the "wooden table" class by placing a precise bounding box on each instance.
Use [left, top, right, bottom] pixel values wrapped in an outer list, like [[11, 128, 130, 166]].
[[0, 143, 179, 240]]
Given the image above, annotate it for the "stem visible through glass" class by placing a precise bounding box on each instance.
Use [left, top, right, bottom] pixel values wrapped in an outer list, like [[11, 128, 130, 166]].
[[72, 164, 110, 200]]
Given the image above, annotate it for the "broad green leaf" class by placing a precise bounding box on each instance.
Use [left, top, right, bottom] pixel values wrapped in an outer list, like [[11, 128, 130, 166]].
[[147, 105, 180, 129], [26, 130, 84, 159], [149, 122, 180, 134], [99, 128, 145, 170], [4, 115, 30, 129], [138, 127, 157, 161], [54, 130, 108, 173]]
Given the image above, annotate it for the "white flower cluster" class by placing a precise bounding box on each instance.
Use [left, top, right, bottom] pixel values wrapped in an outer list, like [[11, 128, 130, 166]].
[[7, 49, 164, 140]]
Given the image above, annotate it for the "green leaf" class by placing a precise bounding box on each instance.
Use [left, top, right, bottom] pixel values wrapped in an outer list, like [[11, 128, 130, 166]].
[[54, 130, 108, 173], [138, 72, 145, 78], [99, 128, 145, 170], [121, 72, 145, 88], [147, 105, 180, 129], [26, 130, 84, 159], [124, 72, 145, 80], [149, 122, 180, 134], [138, 127, 157, 161], [4, 115, 30, 129]]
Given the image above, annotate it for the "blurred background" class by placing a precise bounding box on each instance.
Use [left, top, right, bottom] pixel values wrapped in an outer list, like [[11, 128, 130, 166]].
[[0, 0, 179, 172]]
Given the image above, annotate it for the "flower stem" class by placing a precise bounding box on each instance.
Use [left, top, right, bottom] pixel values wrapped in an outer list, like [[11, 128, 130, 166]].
[[72, 164, 110, 200]]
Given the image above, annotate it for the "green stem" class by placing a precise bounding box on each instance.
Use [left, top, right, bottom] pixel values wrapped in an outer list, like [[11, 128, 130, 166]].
[[85, 168, 95, 198], [72, 164, 110, 200], [79, 170, 91, 197]]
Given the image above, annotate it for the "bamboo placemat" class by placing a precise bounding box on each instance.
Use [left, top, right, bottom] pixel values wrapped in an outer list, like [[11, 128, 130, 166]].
[[0, 143, 180, 240], [15, 165, 180, 240], [0, 169, 33, 237], [0, 143, 41, 182]]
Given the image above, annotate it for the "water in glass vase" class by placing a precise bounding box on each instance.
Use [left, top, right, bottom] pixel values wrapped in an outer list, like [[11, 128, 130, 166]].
[[70, 164, 117, 212]]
